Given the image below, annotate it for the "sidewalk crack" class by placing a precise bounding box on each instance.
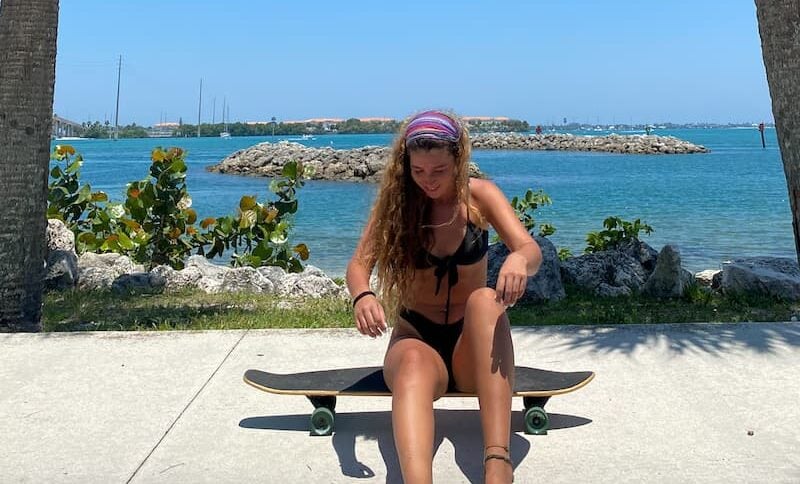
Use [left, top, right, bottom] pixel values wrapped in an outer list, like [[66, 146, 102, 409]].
[[125, 330, 249, 483]]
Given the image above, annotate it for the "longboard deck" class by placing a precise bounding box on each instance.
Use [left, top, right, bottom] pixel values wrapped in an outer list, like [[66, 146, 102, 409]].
[[244, 366, 594, 398]]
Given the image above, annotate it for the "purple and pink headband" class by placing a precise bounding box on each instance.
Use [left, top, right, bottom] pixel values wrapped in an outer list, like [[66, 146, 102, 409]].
[[404, 111, 460, 146]]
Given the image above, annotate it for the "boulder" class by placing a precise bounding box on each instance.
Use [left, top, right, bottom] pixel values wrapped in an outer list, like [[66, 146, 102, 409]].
[[276, 265, 348, 299], [77, 253, 138, 290], [46, 219, 75, 253], [44, 250, 79, 291], [487, 236, 565, 303], [561, 250, 649, 296], [642, 245, 694, 298], [220, 266, 274, 293], [111, 272, 166, 295], [617, 239, 659, 274], [44, 219, 79, 291], [695, 269, 722, 289], [151, 264, 203, 293], [721, 257, 800, 301]]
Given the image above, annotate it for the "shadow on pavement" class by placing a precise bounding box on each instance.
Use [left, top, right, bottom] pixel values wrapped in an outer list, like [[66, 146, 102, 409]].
[[527, 323, 800, 356], [240, 408, 591, 482]]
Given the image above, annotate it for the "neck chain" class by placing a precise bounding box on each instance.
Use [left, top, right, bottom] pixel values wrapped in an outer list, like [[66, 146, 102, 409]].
[[422, 203, 460, 229]]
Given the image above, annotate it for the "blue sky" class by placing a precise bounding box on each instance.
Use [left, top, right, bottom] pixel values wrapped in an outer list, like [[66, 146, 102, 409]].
[[53, 1, 772, 126]]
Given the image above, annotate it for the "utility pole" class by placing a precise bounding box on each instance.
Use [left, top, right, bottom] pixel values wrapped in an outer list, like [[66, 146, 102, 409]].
[[114, 55, 122, 140], [197, 78, 203, 137]]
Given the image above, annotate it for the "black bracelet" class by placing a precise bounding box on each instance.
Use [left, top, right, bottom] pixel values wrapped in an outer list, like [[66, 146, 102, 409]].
[[352, 290, 376, 307]]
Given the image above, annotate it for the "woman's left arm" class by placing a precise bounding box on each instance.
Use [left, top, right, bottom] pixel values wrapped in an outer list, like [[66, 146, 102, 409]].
[[473, 179, 543, 306]]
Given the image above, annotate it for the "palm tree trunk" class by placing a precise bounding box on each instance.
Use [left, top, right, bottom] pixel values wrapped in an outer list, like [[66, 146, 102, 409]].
[[0, 0, 60, 332], [755, 0, 800, 262]]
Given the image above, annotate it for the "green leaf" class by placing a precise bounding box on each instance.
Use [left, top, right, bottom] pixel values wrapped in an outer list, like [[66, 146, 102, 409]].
[[66, 158, 83, 174], [268, 179, 280, 194], [116, 230, 135, 250], [239, 195, 258, 211], [282, 161, 298, 179], [252, 241, 273, 260], [239, 209, 257, 230], [269, 221, 289, 244]]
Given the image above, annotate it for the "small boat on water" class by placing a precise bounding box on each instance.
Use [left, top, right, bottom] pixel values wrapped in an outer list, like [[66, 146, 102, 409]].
[[220, 97, 231, 138]]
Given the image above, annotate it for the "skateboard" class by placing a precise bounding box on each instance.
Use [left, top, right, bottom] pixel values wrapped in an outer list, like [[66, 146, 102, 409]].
[[244, 366, 594, 436]]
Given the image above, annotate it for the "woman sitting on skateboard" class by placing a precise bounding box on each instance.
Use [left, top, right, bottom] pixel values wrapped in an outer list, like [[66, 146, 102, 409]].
[[346, 109, 542, 484]]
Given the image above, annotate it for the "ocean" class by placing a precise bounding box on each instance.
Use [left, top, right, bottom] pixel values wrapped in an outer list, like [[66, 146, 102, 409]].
[[52, 128, 792, 277]]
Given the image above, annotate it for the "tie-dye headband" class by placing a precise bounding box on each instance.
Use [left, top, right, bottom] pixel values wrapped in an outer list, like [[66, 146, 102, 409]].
[[405, 111, 460, 146]]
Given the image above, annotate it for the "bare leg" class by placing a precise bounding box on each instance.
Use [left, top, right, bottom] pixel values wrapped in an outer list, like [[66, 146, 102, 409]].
[[452, 287, 515, 484], [384, 335, 449, 484]]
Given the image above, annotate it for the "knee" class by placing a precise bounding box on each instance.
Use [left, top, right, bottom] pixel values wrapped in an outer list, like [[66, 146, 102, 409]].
[[390, 348, 439, 395], [466, 287, 501, 313]]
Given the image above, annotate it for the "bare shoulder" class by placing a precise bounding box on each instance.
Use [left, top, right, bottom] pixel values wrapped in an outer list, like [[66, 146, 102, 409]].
[[468, 177, 505, 207]]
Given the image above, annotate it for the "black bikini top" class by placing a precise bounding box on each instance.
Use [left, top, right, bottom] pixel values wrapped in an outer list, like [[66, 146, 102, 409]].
[[415, 209, 489, 324]]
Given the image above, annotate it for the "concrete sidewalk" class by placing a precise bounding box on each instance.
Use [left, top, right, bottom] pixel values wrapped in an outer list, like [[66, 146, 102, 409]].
[[1, 323, 799, 483]]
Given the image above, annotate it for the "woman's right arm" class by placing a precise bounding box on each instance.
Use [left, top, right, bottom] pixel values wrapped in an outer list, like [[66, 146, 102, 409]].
[[346, 215, 387, 338]]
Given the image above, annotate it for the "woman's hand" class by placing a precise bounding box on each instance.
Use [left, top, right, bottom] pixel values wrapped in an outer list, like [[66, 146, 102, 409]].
[[354, 294, 387, 338], [495, 251, 528, 307]]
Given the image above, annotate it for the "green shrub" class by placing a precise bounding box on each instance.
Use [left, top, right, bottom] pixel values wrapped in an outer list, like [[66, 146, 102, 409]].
[[47, 145, 109, 227], [191, 161, 311, 272], [585, 216, 653, 253], [557, 247, 573, 261], [47, 145, 310, 272]]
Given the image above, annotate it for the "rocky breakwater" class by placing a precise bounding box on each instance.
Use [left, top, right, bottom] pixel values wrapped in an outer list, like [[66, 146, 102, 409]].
[[208, 141, 391, 182], [207, 141, 483, 182], [472, 133, 708, 154]]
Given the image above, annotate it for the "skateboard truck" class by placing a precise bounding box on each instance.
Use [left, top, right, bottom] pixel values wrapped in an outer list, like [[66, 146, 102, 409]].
[[523, 396, 550, 435], [308, 396, 336, 436]]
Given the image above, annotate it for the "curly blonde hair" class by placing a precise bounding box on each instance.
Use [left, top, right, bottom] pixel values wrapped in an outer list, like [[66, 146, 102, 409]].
[[362, 110, 485, 319]]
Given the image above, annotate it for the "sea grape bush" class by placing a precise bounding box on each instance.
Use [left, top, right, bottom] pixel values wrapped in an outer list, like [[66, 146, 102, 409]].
[[47, 145, 309, 272], [585, 216, 653, 253], [191, 161, 311, 272]]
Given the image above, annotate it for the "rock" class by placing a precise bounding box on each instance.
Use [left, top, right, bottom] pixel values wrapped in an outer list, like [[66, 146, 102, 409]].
[[695, 269, 722, 288], [721, 257, 800, 301], [46, 219, 75, 253], [561, 250, 648, 296], [277, 270, 349, 299], [44, 250, 78, 291], [151, 264, 203, 292], [257, 266, 289, 287], [77, 253, 138, 290], [111, 272, 166, 295], [642, 245, 694, 298], [152, 257, 342, 297], [208, 141, 489, 183], [487, 236, 565, 303], [617, 239, 659, 274], [44, 219, 79, 291], [220, 266, 274, 293], [471, 133, 708, 155], [185, 255, 228, 293]]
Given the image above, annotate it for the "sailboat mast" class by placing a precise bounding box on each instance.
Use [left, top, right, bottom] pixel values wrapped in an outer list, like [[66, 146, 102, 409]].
[[114, 55, 122, 140], [197, 78, 203, 138]]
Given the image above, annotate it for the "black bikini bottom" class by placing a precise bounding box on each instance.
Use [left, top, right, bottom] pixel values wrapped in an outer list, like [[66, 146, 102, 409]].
[[398, 308, 464, 392]]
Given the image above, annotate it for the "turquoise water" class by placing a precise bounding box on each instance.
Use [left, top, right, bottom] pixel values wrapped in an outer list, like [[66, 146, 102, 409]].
[[53, 128, 791, 277]]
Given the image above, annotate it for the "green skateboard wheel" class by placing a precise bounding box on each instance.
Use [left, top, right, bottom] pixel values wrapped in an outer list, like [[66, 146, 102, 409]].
[[524, 407, 549, 435], [310, 406, 335, 436]]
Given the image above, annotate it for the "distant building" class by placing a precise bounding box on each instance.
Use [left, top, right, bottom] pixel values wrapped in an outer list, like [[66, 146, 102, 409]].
[[148, 122, 179, 138], [463, 116, 511, 121]]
